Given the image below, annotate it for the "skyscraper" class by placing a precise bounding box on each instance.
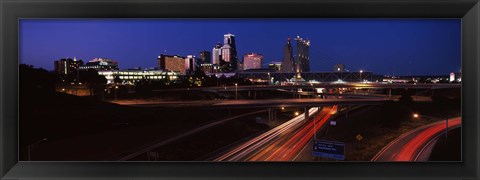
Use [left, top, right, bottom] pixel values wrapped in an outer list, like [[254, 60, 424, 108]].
[[221, 33, 238, 72], [185, 55, 197, 75], [212, 43, 222, 65], [282, 38, 295, 73], [199, 51, 211, 64], [243, 53, 263, 70], [295, 36, 310, 73]]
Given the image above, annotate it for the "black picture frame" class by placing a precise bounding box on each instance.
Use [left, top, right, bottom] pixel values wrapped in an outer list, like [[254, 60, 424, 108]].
[[1, 0, 479, 179]]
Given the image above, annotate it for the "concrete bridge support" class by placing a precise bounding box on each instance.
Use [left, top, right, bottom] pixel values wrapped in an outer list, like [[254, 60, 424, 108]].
[[304, 106, 310, 122]]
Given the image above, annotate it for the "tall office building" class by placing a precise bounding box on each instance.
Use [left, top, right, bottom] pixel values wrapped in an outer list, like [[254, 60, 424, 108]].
[[199, 51, 211, 64], [54, 57, 84, 75], [54, 57, 84, 83], [243, 53, 264, 70], [185, 55, 197, 75], [158, 54, 186, 75], [294, 36, 310, 73], [221, 33, 238, 72], [212, 43, 222, 65], [282, 38, 295, 73]]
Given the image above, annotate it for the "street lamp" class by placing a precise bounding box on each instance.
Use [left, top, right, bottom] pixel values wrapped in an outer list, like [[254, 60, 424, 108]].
[[28, 138, 48, 161], [359, 70, 363, 82], [115, 85, 119, 101], [413, 113, 449, 139], [413, 113, 419, 118], [294, 112, 300, 116], [235, 83, 238, 100], [267, 73, 271, 85]]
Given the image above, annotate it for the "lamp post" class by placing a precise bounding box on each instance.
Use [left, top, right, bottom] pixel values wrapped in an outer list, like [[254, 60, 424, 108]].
[[413, 113, 449, 139], [235, 83, 238, 100], [115, 85, 119, 101], [28, 138, 48, 161], [359, 70, 363, 82], [267, 72, 271, 85]]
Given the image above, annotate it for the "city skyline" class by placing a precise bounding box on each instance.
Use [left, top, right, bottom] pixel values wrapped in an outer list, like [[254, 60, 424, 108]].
[[20, 19, 461, 75]]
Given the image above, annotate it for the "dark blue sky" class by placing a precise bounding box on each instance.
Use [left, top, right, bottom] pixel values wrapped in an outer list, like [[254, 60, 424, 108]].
[[20, 19, 461, 76]]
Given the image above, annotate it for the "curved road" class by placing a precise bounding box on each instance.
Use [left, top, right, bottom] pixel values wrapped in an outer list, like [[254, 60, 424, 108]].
[[372, 117, 461, 162]]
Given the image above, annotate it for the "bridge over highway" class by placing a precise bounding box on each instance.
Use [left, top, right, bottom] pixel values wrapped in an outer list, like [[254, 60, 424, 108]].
[[151, 83, 460, 93], [115, 98, 392, 109]]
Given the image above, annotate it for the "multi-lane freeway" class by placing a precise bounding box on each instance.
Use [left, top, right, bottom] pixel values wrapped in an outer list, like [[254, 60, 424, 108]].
[[214, 106, 337, 161], [372, 117, 461, 161]]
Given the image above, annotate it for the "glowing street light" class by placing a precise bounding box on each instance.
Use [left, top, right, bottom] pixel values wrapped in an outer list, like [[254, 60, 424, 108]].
[[294, 112, 300, 116], [235, 83, 238, 100], [115, 85, 119, 101], [360, 70, 363, 82], [413, 113, 419, 118]]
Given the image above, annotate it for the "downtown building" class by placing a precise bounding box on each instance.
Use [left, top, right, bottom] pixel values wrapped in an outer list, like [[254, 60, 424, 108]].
[[211, 43, 223, 65], [157, 54, 186, 75], [198, 50, 220, 74], [79, 58, 119, 71], [54, 57, 84, 83], [98, 69, 179, 85], [243, 53, 264, 70], [281, 38, 295, 73], [185, 55, 197, 75], [268, 61, 282, 72], [220, 33, 239, 72], [198, 51, 211, 64], [54, 57, 84, 75], [294, 36, 310, 73]]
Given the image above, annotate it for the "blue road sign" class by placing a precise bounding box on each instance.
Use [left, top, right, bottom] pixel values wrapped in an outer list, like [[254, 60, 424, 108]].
[[313, 140, 345, 160]]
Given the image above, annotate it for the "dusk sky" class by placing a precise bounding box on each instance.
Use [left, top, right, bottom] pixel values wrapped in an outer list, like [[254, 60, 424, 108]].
[[20, 19, 461, 76]]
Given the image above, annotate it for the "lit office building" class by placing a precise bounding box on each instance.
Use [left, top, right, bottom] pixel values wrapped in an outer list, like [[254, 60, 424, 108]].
[[200, 63, 213, 73], [334, 64, 346, 72], [158, 54, 186, 75], [98, 70, 179, 85], [79, 58, 118, 71], [295, 36, 310, 73], [54, 57, 84, 83], [268, 62, 282, 72], [221, 33, 239, 72], [54, 57, 84, 75], [243, 53, 263, 70], [212, 43, 222, 65], [282, 38, 295, 73], [185, 55, 197, 75]]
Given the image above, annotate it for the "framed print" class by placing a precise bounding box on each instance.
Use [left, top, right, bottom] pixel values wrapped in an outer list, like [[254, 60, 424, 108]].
[[1, 0, 479, 179]]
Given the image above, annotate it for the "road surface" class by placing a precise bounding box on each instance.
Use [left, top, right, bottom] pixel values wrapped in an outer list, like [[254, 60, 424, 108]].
[[372, 117, 461, 161], [213, 106, 337, 161], [113, 98, 388, 109]]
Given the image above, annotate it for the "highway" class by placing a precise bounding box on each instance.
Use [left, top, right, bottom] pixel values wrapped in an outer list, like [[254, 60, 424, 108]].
[[371, 117, 461, 162], [114, 109, 268, 161], [150, 83, 460, 93], [214, 106, 337, 161], [114, 98, 389, 109]]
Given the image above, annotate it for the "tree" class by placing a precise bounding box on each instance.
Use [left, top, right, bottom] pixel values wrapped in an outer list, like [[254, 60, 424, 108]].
[[79, 69, 107, 95]]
